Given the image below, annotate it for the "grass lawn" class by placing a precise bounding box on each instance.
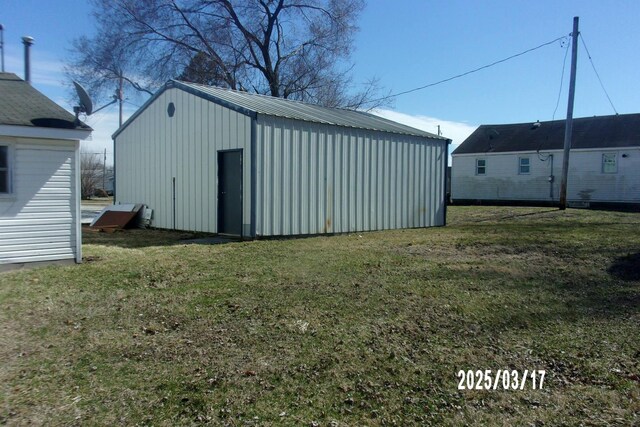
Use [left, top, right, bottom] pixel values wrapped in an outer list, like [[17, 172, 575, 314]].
[[1, 206, 639, 426]]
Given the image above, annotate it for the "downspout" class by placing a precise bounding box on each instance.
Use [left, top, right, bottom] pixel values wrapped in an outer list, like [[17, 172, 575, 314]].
[[549, 154, 554, 200], [172, 177, 176, 230], [443, 139, 452, 226], [250, 117, 257, 239], [74, 141, 82, 263]]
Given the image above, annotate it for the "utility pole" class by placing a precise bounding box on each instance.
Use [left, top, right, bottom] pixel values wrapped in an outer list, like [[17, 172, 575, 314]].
[[117, 75, 124, 127], [113, 75, 124, 202], [559, 16, 579, 210]]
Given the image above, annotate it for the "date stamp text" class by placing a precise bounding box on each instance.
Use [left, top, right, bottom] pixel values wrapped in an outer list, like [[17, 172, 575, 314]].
[[457, 369, 546, 390]]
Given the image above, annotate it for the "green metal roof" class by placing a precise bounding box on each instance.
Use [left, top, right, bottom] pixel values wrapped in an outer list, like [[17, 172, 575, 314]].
[[114, 80, 447, 140]]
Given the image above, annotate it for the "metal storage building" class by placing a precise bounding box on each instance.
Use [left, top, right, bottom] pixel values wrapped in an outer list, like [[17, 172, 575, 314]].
[[113, 80, 450, 238], [0, 73, 91, 267]]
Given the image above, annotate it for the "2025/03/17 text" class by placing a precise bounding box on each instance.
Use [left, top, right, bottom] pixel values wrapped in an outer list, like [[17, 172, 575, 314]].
[[457, 370, 546, 390]]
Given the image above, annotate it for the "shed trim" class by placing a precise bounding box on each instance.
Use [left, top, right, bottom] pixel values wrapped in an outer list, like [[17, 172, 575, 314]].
[[172, 81, 258, 120], [74, 141, 82, 263], [112, 80, 258, 139], [250, 118, 257, 238]]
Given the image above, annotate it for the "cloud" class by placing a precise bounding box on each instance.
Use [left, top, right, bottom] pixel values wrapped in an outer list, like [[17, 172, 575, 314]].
[[4, 48, 65, 87], [371, 109, 477, 153], [80, 107, 135, 165]]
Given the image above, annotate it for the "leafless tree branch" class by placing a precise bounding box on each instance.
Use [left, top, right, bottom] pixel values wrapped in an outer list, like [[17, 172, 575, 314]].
[[67, 0, 385, 109]]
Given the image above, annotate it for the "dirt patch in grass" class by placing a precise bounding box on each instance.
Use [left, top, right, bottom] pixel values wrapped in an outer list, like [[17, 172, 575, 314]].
[[608, 252, 640, 281], [81, 226, 219, 249]]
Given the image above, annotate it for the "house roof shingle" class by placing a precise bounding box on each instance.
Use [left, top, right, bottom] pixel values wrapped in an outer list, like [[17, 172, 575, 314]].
[[452, 113, 640, 155], [0, 72, 89, 129]]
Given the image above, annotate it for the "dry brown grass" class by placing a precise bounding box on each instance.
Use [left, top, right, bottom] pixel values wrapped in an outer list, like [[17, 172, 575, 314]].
[[1, 206, 639, 425]]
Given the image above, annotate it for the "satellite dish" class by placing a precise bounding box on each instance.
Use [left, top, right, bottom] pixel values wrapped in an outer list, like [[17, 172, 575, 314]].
[[70, 80, 119, 127], [73, 81, 93, 115]]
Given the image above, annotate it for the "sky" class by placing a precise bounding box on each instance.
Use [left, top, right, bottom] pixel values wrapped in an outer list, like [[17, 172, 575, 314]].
[[2, 0, 639, 165]]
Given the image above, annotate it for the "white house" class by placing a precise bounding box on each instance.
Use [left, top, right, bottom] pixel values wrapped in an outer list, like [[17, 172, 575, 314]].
[[0, 73, 91, 268], [113, 80, 450, 238], [451, 113, 640, 209]]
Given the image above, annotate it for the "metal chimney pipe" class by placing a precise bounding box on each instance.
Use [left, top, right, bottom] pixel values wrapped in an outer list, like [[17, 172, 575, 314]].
[[0, 24, 5, 73], [22, 35, 34, 84]]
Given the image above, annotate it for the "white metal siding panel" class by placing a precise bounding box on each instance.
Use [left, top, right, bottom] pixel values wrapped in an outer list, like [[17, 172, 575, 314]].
[[451, 148, 640, 203], [0, 139, 78, 264], [255, 116, 446, 236], [115, 88, 252, 235]]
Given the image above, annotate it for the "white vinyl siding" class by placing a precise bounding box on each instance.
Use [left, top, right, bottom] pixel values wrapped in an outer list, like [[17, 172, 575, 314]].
[[452, 148, 640, 203], [0, 139, 79, 264]]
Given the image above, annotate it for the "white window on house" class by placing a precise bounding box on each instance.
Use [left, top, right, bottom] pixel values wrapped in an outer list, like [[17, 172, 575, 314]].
[[518, 157, 530, 174], [476, 158, 486, 175], [476, 159, 487, 175], [602, 153, 617, 174], [0, 145, 9, 193]]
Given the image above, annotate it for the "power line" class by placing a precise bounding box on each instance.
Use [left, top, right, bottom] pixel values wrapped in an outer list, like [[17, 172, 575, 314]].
[[552, 39, 571, 120], [353, 34, 570, 107], [579, 33, 618, 114], [84, 104, 117, 128]]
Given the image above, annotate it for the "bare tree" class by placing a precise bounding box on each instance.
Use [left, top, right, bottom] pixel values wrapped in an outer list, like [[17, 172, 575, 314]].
[[178, 51, 230, 87], [67, 0, 389, 110], [80, 152, 103, 200], [66, 27, 152, 106]]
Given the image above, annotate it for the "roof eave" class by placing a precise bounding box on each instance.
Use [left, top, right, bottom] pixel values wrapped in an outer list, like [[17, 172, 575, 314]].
[[252, 112, 447, 140], [0, 124, 92, 141], [112, 80, 259, 139], [113, 80, 451, 141]]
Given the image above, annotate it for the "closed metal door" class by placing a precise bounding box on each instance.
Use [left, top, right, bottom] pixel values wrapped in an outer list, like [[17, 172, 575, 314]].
[[218, 150, 243, 236]]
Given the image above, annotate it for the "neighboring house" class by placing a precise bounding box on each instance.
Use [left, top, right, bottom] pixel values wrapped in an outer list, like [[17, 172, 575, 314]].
[[113, 80, 450, 238], [0, 73, 91, 267], [451, 113, 640, 208]]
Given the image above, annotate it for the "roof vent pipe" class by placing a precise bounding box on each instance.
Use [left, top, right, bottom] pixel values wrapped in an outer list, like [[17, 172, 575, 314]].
[[22, 35, 34, 84], [0, 24, 5, 72]]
